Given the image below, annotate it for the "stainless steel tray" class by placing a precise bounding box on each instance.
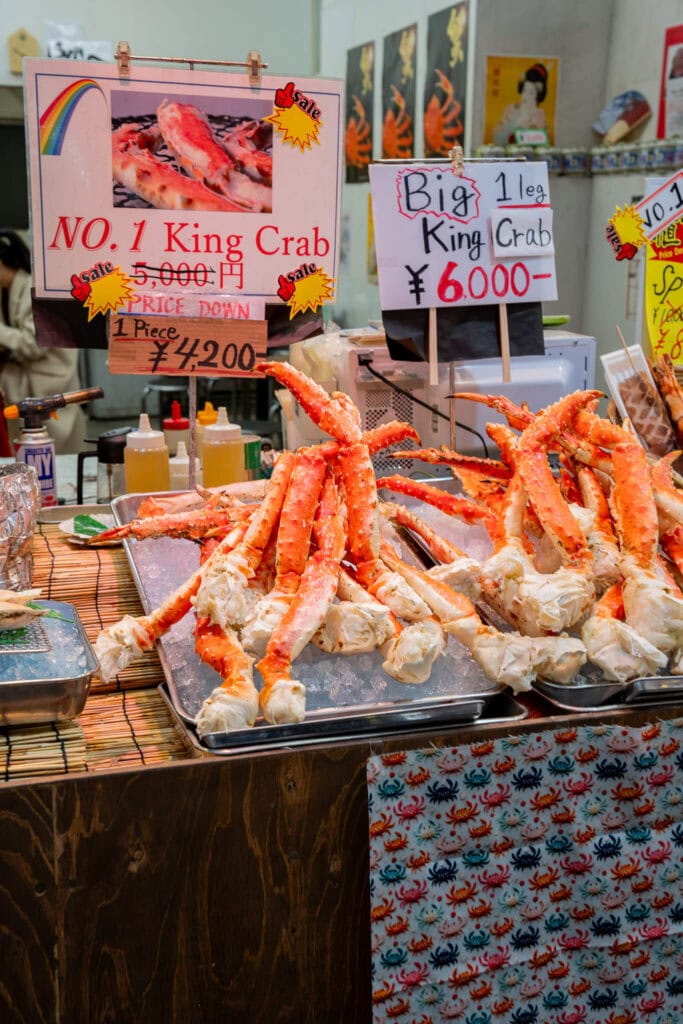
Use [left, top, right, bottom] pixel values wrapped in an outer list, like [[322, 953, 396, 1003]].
[[160, 686, 528, 757], [112, 492, 504, 750], [0, 601, 98, 725], [535, 674, 683, 713], [382, 479, 683, 715]]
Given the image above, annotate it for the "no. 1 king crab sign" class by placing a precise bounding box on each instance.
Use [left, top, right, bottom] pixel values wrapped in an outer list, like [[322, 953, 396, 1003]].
[[23, 58, 343, 322], [369, 160, 557, 310]]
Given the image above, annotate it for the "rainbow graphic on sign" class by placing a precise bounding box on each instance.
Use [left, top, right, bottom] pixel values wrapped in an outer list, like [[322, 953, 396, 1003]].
[[39, 79, 103, 155]]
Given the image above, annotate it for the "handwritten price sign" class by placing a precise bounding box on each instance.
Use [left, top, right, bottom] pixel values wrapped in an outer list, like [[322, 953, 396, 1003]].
[[107, 314, 267, 378], [369, 161, 557, 310], [636, 169, 683, 240]]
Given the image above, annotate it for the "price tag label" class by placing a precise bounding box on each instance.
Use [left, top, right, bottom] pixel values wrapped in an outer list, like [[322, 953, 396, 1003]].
[[369, 161, 557, 310], [636, 169, 683, 240], [107, 314, 267, 377]]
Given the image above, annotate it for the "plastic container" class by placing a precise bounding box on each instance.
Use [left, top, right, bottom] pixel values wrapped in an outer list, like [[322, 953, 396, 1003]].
[[163, 400, 190, 456], [168, 441, 200, 491], [242, 433, 262, 481], [124, 413, 170, 493], [201, 407, 244, 487], [195, 401, 218, 459]]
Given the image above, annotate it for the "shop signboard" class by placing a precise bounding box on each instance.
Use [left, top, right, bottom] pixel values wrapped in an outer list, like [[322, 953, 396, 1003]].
[[23, 58, 343, 317], [369, 159, 557, 311], [107, 313, 267, 378]]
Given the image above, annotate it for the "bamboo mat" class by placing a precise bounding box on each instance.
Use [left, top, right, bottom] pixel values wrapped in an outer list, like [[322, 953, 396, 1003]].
[[32, 523, 165, 695], [0, 720, 86, 781], [0, 524, 196, 784], [79, 690, 193, 771]]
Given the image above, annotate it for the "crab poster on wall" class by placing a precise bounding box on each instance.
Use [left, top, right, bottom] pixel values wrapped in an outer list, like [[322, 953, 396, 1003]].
[[23, 58, 343, 316], [344, 42, 375, 183], [423, 2, 470, 157], [381, 24, 416, 161]]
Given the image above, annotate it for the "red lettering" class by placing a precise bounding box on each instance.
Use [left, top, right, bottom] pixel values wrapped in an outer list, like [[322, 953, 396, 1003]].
[[81, 218, 111, 250], [48, 216, 83, 250], [255, 225, 279, 255], [313, 226, 330, 258]]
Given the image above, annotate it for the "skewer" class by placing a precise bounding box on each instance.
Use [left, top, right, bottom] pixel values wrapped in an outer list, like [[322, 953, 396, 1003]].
[[616, 324, 638, 375]]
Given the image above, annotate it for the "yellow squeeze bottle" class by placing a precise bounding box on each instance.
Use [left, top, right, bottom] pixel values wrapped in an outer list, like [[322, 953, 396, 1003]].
[[201, 407, 244, 487], [124, 413, 170, 493], [195, 401, 218, 460]]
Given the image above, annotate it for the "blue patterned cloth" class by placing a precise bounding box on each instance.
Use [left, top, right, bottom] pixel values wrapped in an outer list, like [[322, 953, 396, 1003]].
[[367, 719, 683, 1024]]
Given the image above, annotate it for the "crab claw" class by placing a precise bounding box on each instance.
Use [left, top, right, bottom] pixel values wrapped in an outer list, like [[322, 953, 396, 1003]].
[[257, 361, 362, 445]]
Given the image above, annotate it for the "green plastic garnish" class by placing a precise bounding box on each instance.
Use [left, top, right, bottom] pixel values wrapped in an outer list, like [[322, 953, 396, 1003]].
[[0, 627, 27, 644], [26, 602, 73, 623], [73, 514, 108, 537]]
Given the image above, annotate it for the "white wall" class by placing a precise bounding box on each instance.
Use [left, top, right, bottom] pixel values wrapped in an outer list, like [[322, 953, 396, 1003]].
[[583, 0, 682, 389], [321, 0, 615, 328], [0, 1, 315, 86]]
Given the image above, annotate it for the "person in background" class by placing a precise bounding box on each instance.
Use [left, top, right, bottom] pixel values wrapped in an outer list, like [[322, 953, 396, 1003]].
[[0, 230, 85, 453]]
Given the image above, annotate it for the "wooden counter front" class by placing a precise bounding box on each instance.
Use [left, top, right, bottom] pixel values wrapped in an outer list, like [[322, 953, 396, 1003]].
[[2, 704, 682, 1024]]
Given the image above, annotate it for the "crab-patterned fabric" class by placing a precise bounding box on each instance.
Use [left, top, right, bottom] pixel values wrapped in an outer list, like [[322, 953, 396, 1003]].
[[367, 719, 683, 1024]]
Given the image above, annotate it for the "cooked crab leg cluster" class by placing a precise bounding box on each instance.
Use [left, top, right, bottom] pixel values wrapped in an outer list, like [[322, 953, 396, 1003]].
[[95, 365, 683, 733]]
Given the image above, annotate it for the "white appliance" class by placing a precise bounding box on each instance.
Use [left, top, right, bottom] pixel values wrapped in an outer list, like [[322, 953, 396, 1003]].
[[280, 330, 596, 474]]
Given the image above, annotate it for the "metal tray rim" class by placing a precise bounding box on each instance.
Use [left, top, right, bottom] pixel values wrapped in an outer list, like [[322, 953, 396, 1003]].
[[114, 491, 505, 738]]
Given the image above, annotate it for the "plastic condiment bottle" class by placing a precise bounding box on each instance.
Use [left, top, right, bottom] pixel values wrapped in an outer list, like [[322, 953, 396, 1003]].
[[162, 400, 190, 456], [168, 440, 200, 491], [241, 433, 262, 480], [201, 407, 244, 487], [195, 401, 218, 459], [124, 413, 170, 493]]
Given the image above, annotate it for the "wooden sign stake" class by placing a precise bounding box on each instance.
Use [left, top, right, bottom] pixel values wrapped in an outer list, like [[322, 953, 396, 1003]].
[[428, 307, 439, 386], [498, 304, 511, 384]]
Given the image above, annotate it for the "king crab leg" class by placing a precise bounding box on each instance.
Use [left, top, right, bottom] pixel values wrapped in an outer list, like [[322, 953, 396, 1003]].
[[112, 124, 244, 212], [610, 441, 683, 656], [581, 582, 666, 682], [94, 522, 248, 681], [257, 473, 345, 724], [156, 100, 272, 212], [480, 471, 595, 637], [222, 120, 273, 184], [379, 543, 585, 690], [517, 390, 602, 572], [241, 452, 327, 655], [381, 501, 481, 602], [193, 452, 296, 629], [92, 503, 250, 544], [257, 361, 363, 445], [340, 447, 434, 620]]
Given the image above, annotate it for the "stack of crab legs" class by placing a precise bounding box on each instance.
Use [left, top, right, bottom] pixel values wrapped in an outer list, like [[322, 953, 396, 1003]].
[[94, 361, 683, 737]]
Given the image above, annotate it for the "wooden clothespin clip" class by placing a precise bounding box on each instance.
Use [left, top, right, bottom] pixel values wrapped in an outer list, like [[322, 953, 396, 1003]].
[[247, 50, 262, 87], [449, 144, 464, 175], [116, 40, 131, 77]]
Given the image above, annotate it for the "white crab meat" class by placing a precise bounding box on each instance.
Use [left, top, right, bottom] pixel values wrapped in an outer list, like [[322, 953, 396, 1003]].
[[94, 615, 151, 681], [381, 619, 446, 684], [621, 556, 683, 654], [192, 550, 253, 628], [260, 678, 307, 724], [241, 592, 291, 656], [373, 571, 433, 621], [195, 683, 259, 738], [582, 615, 668, 683], [530, 635, 587, 684], [481, 542, 594, 637], [314, 600, 394, 655], [426, 556, 481, 602]]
